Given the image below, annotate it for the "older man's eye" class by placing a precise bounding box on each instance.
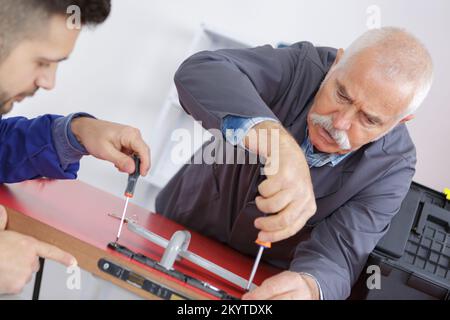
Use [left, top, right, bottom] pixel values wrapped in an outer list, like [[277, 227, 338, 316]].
[[337, 90, 351, 103], [361, 114, 377, 126]]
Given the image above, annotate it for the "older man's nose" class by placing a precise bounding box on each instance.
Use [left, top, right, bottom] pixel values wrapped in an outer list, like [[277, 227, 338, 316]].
[[333, 107, 355, 131]]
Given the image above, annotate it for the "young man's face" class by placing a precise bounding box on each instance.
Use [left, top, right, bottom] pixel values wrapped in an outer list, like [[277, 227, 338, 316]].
[[307, 49, 415, 154], [0, 14, 81, 115]]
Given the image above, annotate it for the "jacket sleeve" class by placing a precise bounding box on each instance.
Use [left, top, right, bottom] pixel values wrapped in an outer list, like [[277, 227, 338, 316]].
[[174, 44, 303, 131], [0, 114, 81, 183], [289, 157, 416, 299]]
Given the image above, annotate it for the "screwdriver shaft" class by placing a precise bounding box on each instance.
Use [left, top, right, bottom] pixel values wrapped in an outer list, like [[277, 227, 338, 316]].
[[115, 196, 130, 242], [246, 245, 265, 290]]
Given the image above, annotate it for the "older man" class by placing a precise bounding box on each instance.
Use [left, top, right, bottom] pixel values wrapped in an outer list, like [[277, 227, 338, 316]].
[[156, 27, 433, 300]]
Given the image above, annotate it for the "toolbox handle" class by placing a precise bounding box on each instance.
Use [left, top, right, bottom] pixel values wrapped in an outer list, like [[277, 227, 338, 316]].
[[415, 202, 450, 235], [406, 273, 448, 299]]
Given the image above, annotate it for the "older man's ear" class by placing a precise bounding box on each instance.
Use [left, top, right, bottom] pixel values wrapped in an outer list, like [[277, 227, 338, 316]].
[[332, 48, 345, 67], [399, 114, 415, 123]]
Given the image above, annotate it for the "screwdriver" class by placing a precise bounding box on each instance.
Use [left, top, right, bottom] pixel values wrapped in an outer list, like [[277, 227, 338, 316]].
[[115, 155, 141, 243], [246, 238, 271, 290]]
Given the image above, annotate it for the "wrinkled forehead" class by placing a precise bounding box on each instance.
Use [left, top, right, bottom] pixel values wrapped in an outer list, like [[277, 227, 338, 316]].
[[336, 52, 415, 119]]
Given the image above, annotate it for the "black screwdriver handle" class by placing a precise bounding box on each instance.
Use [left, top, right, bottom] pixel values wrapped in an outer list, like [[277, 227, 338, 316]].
[[124, 155, 140, 198]]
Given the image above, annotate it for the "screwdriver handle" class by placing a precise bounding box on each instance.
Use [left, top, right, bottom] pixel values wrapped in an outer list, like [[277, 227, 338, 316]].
[[255, 239, 271, 248], [255, 210, 272, 248], [124, 155, 141, 198]]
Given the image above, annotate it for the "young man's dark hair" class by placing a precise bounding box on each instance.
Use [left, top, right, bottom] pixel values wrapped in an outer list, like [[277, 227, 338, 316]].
[[0, 0, 111, 61], [33, 0, 111, 24]]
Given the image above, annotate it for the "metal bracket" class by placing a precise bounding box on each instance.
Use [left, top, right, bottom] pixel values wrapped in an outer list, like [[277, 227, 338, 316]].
[[108, 213, 255, 291]]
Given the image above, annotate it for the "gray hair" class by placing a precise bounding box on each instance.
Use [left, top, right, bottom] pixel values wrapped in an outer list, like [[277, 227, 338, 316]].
[[335, 27, 434, 117]]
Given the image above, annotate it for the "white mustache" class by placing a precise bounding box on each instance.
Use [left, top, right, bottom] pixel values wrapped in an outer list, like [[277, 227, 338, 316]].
[[310, 113, 352, 150]]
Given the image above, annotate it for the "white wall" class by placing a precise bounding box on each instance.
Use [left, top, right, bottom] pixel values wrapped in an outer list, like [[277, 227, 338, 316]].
[[9, 0, 450, 207]]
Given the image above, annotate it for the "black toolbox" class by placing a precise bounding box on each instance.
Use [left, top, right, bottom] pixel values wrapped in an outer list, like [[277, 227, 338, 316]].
[[352, 181, 450, 300]]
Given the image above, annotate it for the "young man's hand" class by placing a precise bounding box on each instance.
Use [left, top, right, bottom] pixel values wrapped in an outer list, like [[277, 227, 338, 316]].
[[71, 117, 151, 176], [244, 121, 316, 243], [0, 206, 76, 295]]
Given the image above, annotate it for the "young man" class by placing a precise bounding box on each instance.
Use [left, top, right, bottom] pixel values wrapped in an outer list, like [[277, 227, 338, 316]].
[[0, 0, 150, 295]]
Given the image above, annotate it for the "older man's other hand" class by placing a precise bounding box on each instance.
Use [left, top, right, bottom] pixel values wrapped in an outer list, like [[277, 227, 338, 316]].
[[242, 271, 320, 300]]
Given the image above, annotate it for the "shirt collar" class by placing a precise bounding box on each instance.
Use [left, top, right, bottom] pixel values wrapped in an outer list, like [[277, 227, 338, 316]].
[[301, 126, 352, 168]]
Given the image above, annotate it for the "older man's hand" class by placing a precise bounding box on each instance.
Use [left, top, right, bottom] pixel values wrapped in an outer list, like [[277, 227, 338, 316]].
[[245, 121, 316, 243], [71, 117, 151, 176], [242, 271, 320, 300]]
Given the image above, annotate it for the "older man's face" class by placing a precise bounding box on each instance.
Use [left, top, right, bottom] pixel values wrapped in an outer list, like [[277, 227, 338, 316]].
[[307, 50, 414, 154]]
